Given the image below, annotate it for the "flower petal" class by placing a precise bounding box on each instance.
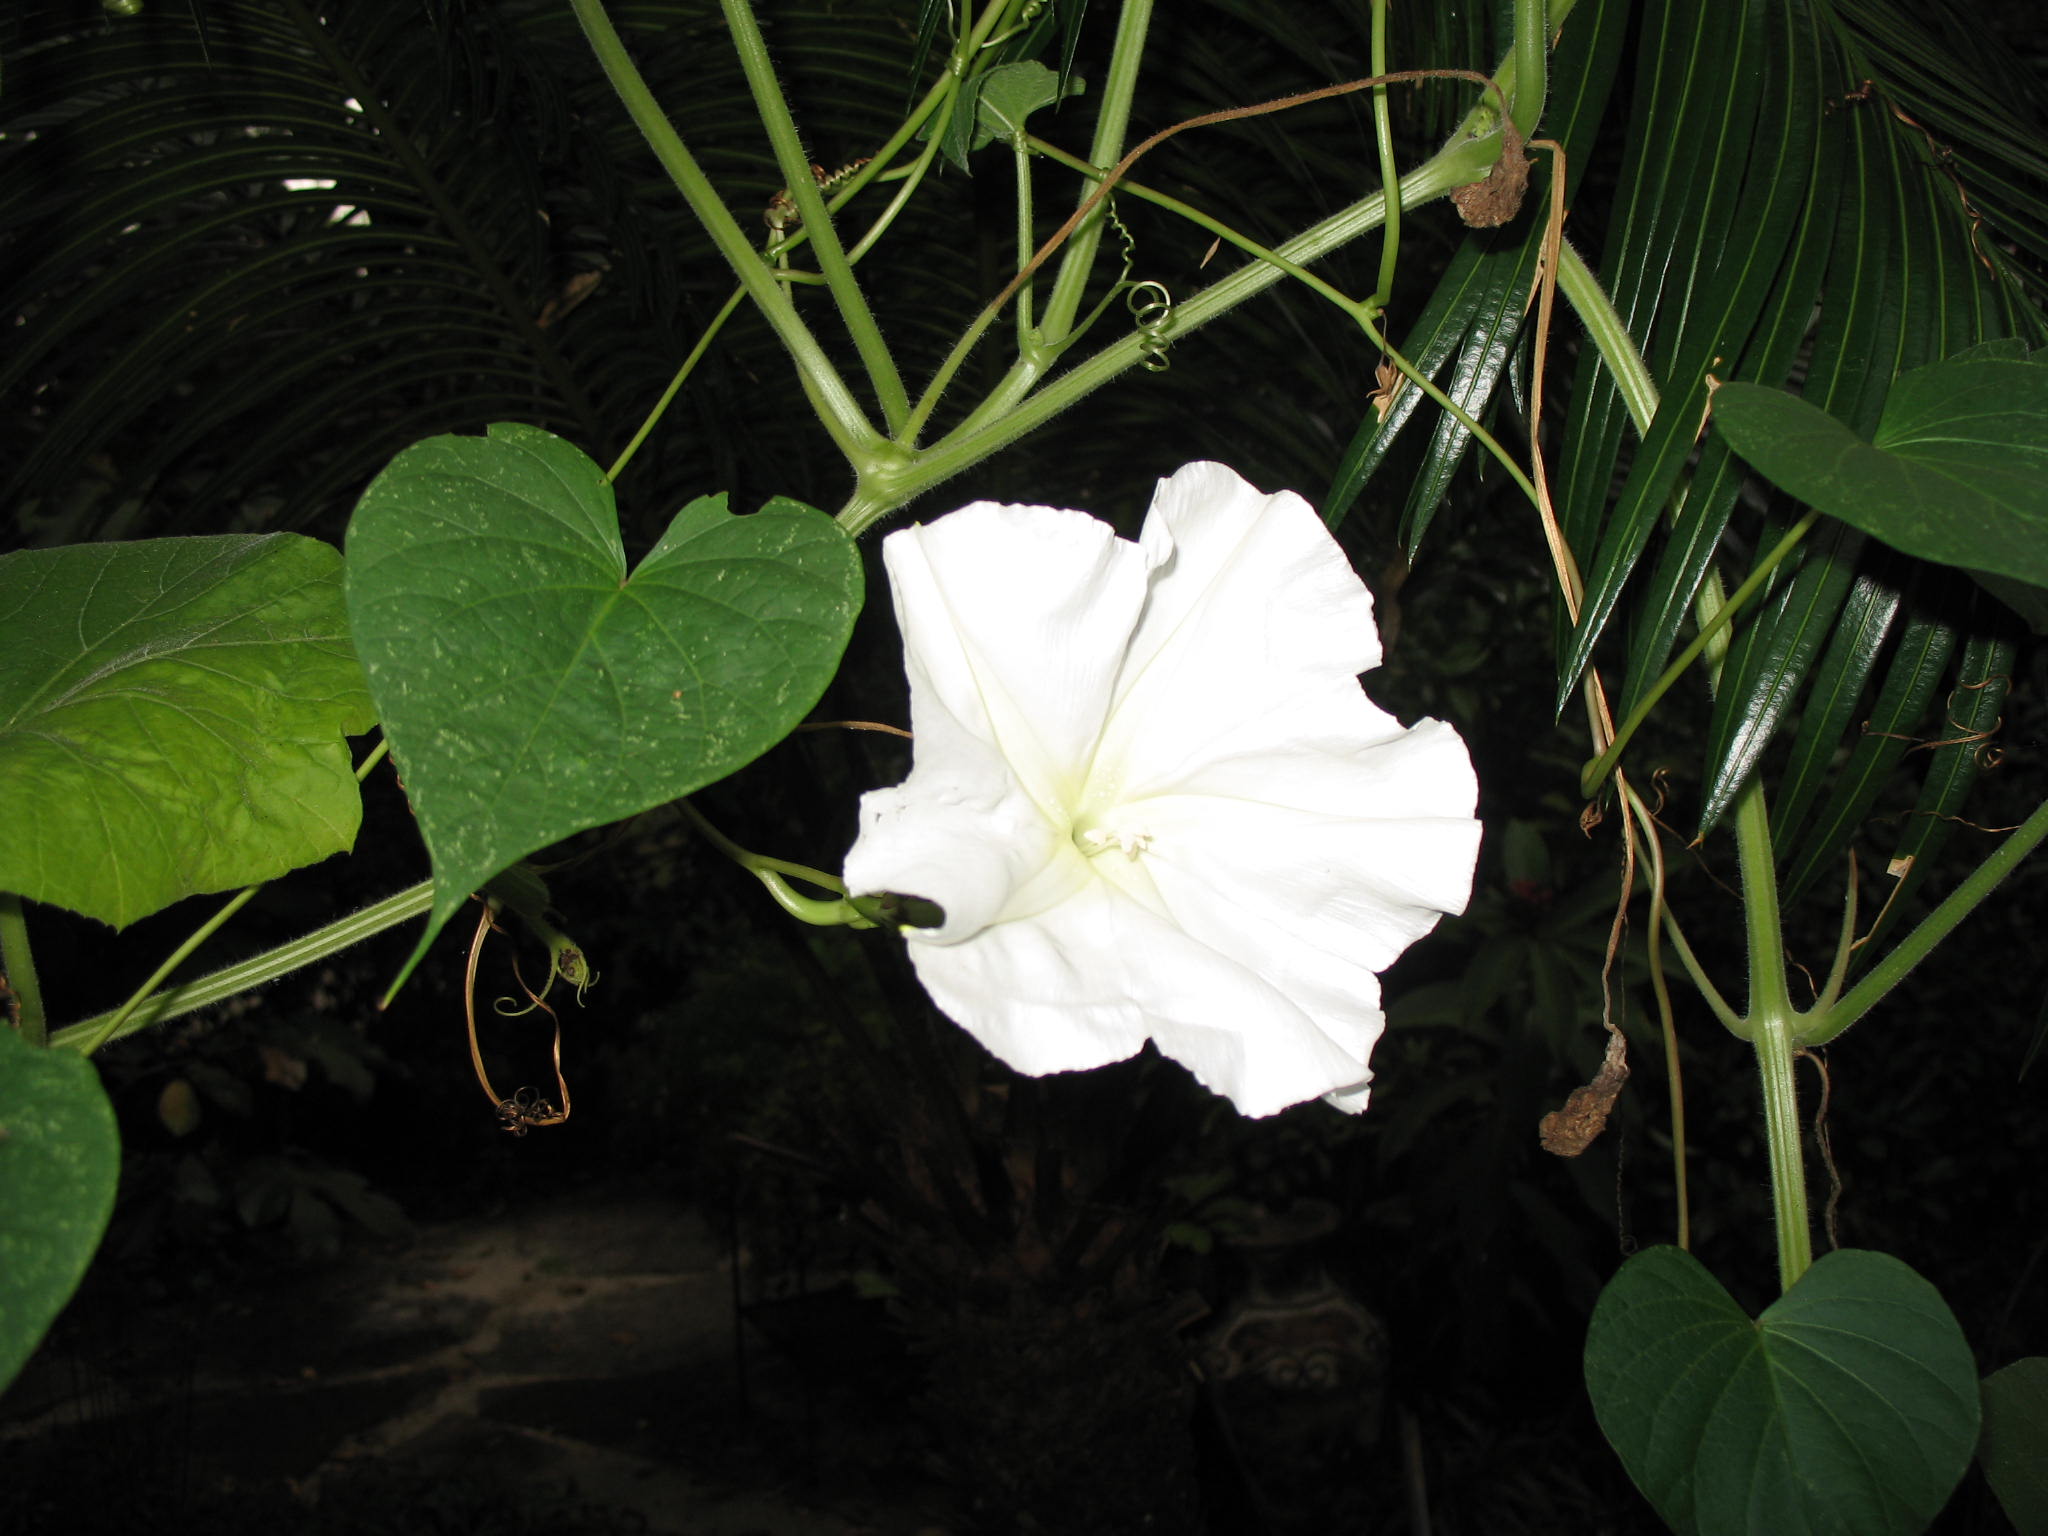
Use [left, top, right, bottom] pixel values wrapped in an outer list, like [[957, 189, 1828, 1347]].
[[843, 503, 1145, 942], [1090, 462, 1387, 806], [844, 465, 1484, 1121], [1130, 715, 1483, 961], [901, 877, 1382, 1117], [883, 504, 1147, 821]]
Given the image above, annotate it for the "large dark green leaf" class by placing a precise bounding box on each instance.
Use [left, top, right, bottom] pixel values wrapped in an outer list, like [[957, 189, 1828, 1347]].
[[1844, 625, 2016, 952], [1322, 234, 1534, 547], [0, 534, 373, 928], [1696, 522, 1865, 834], [1780, 600, 1956, 904], [1713, 353, 2048, 588], [1509, 0, 2040, 865], [344, 424, 862, 971], [0, 1028, 119, 1397], [1554, 0, 1826, 713], [1980, 1357, 2048, 1536], [1769, 570, 1901, 850], [1585, 1245, 1980, 1536]]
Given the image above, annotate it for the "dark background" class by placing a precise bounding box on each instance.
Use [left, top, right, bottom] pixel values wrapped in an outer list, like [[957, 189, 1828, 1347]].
[[4, 1, 2046, 1531]]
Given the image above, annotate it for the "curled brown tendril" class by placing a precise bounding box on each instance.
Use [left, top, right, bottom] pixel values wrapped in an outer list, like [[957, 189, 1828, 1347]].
[[464, 902, 572, 1134]]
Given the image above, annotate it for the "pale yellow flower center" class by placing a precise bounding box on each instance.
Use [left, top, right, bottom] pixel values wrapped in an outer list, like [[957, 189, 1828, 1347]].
[[1073, 813, 1153, 861]]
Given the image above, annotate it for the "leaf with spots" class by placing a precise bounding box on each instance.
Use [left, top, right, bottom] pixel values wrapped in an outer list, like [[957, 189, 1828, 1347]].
[[0, 1028, 120, 1395], [343, 424, 862, 983]]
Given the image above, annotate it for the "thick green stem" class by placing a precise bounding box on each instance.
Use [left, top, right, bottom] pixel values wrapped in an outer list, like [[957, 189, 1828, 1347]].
[[1754, 997, 1814, 1291], [1012, 136, 1037, 343], [1036, 0, 1154, 344], [71, 885, 264, 1057], [838, 142, 1489, 531], [1555, 239, 1658, 434], [1511, 0, 1549, 138], [719, 0, 911, 431], [681, 804, 873, 927], [1, 892, 47, 1046], [1808, 795, 2048, 1046], [1370, 0, 1401, 308], [569, 0, 889, 468], [1732, 783, 1790, 1040], [1731, 779, 1813, 1290], [48, 882, 437, 1054]]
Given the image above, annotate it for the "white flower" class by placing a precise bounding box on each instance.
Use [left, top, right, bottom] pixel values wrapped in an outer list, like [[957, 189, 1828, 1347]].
[[843, 462, 1481, 1117]]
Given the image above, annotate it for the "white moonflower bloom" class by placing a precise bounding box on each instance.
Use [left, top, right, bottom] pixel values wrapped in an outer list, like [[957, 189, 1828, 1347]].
[[843, 461, 1481, 1117]]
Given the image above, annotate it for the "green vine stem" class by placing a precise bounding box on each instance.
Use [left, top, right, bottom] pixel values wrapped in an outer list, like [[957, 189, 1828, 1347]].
[[843, 128, 948, 263], [1815, 853, 1860, 1016], [48, 882, 438, 1054], [1754, 982, 1815, 1291], [681, 803, 875, 927], [1370, 0, 1401, 309], [1730, 778, 1813, 1289], [1511, 0, 1549, 138], [1034, 0, 1155, 346], [1553, 239, 1657, 433], [1657, 898, 1741, 1033], [568, 0, 892, 469], [718, 0, 911, 431], [839, 131, 1495, 531], [69, 886, 266, 1057], [1806, 794, 2048, 1046], [840, 0, 1576, 530], [607, 288, 747, 482], [1550, 238, 1742, 693], [1012, 134, 1038, 343], [1578, 511, 1818, 796], [1731, 783, 1790, 1050], [1, 891, 48, 1045], [48, 740, 399, 1055], [1621, 776, 1691, 1248]]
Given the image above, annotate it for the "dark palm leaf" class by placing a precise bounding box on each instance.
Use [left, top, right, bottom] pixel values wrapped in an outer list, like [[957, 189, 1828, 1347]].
[[0, 0, 975, 548], [1326, 0, 2043, 874], [0, 0, 643, 544]]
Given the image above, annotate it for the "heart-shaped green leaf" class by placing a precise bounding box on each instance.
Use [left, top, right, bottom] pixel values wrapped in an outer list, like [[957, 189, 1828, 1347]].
[[0, 535, 374, 928], [1584, 1245, 1979, 1536], [976, 60, 1084, 144], [0, 1028, 120, 1395], [1980, 1357, 2048, 1535], [924, 61, 1085, 171], [343, 423, 862, 974], [1713, 350, 2048, 589]]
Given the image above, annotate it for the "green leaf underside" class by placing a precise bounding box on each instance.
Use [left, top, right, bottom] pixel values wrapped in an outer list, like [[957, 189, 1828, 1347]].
[[1713, 354, 2048, 590], [0, 1028, 120, 1396], [343, 423, 862, 976], [1979, 1358, 2048, 1536], [976, 61, 1082, 144], [0, 535, 374, 929], [1584, 1246, 1979, 1536]]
